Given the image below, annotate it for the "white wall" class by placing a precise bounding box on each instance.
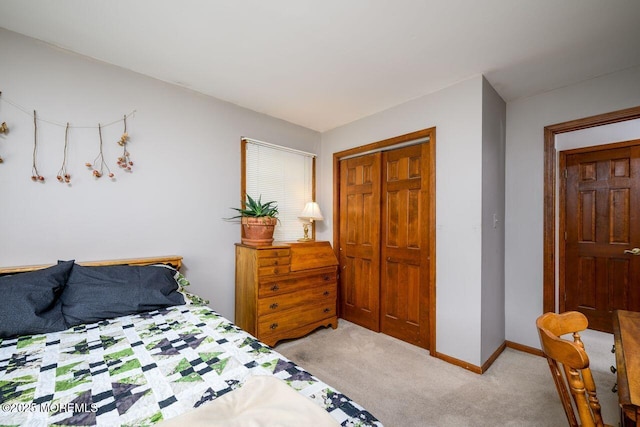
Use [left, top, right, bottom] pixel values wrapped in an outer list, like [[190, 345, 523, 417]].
[[480, 77, 506, 363], [505, 66, 640, 348], [319, 76, 485, 365], [556, 118, 640, 151], [0, 29, 320, 320]]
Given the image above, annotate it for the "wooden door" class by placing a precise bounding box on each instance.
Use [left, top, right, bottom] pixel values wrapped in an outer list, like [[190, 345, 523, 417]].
[[339, 153, 382, 331], [380, 143, 430, 348], [564, 143, 640, 332]]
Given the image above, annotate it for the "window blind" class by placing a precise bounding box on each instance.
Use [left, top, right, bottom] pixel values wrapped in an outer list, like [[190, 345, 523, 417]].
[[244, 139, 315, 242]]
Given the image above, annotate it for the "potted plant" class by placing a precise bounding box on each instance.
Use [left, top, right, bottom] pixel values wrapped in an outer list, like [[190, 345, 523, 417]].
[[228, 194, 279, 246]]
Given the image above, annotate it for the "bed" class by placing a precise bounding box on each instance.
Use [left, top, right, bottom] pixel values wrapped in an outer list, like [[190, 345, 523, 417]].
[[0, 256, 382, 426]]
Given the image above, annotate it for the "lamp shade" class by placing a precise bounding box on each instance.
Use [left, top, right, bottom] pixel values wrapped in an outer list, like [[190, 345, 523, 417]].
[[299, 201, 324, 221]]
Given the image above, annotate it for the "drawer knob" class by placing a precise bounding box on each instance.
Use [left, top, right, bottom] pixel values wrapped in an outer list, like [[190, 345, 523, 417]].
[[271, 284, 280, 291], [269, 303, 279, 310], [323, 275, 330, 281], [323, 308, 330, 313], [274, 260, 278, 265], [270, 323, 279, 330], [323, 291, 330, 296]]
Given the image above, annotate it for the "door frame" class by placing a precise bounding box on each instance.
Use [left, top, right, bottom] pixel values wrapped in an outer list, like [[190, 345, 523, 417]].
[[543, 106, 640, 314], [332, 127, 436, 353]]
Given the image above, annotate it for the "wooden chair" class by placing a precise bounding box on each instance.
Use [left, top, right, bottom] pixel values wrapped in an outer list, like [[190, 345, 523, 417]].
[[536, 311, 612, 427]]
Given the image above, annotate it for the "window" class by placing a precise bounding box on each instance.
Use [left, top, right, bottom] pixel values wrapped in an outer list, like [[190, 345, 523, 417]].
[[242, 138, 316, 242]]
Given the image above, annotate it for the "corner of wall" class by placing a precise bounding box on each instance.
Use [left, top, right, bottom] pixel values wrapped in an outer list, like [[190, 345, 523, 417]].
[[480, 77, 507, 364]]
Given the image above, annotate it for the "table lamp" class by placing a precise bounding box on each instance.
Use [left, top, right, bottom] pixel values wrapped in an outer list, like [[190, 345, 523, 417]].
[[298, 201, 324, 241]]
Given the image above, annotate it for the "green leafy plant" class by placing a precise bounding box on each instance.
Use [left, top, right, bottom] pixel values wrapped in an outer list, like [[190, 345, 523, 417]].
[[227, 194, 279, 219]]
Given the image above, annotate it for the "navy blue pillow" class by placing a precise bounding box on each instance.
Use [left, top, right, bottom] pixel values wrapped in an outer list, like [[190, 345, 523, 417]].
[[0, 260, 74, 339], [61, 264, 185, 326]]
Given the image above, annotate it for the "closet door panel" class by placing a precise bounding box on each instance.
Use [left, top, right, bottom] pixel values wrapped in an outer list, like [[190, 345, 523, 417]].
[[339, 153, 381, 331], [381, 143, 430, 348]]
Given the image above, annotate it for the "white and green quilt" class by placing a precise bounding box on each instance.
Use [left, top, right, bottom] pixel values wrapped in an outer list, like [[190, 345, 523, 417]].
[[0, 305, 381, 426]]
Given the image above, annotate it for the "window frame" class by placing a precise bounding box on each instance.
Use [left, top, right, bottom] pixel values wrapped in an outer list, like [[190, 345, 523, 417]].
[[240, 137, 317, 243]]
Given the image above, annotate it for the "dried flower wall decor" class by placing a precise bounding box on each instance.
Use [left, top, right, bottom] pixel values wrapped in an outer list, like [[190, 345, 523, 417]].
[[85, 123, 114, 179], [0, 91, 8, 164], [31, 110, 44, 182], [116, 115, 133, 172], [0, 91, 137, 183], [56, 122, 71, 184]]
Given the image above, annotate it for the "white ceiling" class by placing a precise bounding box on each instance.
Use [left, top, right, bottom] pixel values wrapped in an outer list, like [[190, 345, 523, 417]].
[[1, 0, 640, 132]]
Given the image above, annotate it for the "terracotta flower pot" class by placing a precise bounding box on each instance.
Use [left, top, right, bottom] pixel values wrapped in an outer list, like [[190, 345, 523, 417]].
[[241, 217, 277, 246]]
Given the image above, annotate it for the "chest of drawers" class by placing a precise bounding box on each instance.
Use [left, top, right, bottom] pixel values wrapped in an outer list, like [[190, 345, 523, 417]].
[[235, 241, 339, 346]]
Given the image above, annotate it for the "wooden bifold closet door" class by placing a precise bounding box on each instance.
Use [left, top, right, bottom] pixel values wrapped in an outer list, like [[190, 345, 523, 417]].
[[339, 142, 430, 349], [339, 153, 382, 331]]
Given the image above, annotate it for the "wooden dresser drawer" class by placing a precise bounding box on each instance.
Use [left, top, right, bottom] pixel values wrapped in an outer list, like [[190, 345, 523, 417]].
[[258, 269, 336, 297], [258, 285, 336, 316], [258, 265, 291, 276], [258, 302, 337, 338], [256, 248, 290, 259], [257, 256, 290, 268]]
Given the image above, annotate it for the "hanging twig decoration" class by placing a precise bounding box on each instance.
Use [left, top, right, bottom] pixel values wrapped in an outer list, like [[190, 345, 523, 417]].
[[86, 123, 114, 179], [0, 122, 5, 162], [31, 110, 44, 182], [0, 93, 6, 134], [0, 92, 137, 182], [0, 91, 7, 164], [116, 115, 133, 172], [0, 92, 6, 135], [57, 122, 71, 184]]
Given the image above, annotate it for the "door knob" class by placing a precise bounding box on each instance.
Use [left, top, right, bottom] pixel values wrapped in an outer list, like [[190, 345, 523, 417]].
[[624, 248, 640, 256]]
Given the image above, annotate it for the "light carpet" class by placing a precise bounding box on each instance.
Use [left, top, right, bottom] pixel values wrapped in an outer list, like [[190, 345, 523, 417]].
[[275, 320, 619, 427]]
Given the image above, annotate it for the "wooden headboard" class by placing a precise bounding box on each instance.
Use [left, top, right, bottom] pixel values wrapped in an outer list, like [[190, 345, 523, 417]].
[[0, 255, 183, 275]]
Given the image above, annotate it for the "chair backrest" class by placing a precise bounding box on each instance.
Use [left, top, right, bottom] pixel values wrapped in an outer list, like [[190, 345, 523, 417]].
[[536, 311, 606, 427]]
